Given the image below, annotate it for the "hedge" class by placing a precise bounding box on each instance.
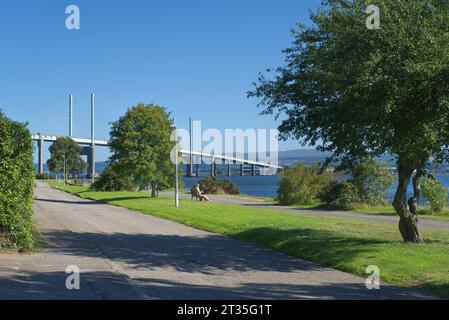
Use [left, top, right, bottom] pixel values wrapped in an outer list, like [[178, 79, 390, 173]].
[[0, 111, 37, 251]]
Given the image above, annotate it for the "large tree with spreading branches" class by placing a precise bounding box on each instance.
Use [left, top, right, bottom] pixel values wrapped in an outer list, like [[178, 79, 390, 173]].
[[249, 0, 449, 243]]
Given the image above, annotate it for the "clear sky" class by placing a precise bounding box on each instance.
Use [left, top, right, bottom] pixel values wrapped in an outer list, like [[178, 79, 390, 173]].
[[0, 0, 321, 161]]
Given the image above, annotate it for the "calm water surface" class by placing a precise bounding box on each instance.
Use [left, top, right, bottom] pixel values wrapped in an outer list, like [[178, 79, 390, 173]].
[[184, 174, 449, 202]]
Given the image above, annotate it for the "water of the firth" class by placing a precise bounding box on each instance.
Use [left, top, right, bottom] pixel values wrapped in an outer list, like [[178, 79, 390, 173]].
[[183, 173, 449, 202]]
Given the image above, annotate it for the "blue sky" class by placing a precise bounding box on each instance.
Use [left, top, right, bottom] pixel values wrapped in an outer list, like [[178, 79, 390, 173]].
[[0, 0, 321, 161]]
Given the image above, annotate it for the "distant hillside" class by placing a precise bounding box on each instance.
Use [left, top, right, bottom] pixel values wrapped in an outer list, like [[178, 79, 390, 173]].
[[278, 149, 332, 167], [279, 149, 333, 159], [278, 149, 397, 167]]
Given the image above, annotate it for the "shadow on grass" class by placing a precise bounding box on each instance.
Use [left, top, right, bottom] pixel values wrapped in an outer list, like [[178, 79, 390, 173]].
[[231, 227, 386, 269]]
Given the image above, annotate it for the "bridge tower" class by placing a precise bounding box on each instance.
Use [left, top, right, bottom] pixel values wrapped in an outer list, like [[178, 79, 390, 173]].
[[77, 93, 96, 182], [188, 117, 194, 177], [69, 94, 73, 137], [89, 93, 95, 182], [38, 134, 44, 175]]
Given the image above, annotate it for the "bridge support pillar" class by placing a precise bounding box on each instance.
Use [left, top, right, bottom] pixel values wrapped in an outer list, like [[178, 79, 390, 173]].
[[251, 164, 256, 176], [90, 145, 95, 181], [210, 158, 216, 177], [82, 146, 95, 180], [227, 163, 232, 176], [196, 161, 200, 177], [38, 137, 44, 175], [240, 164, 244, 176]]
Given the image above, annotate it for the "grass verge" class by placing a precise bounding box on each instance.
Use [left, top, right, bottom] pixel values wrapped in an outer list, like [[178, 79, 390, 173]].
[[49, 181, 449, 298], [287, 203, 449, 222]]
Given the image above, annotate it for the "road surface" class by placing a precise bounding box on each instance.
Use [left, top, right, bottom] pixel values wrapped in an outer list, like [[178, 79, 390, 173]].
[[0, 182, 434, 300]]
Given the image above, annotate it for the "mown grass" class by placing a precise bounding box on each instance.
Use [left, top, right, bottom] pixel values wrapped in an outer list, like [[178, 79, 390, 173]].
[[287, 202, 449, 222], [49, 181, 449, 298]]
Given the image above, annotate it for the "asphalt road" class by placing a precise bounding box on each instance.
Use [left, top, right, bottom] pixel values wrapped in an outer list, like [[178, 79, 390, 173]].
[[0, 182, 434, 300]]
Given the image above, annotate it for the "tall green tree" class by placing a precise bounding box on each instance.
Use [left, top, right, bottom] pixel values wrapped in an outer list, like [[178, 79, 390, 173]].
[[249, 0, 449, 243], [109, 104, 177, 197], [47, 137, 87, 181]]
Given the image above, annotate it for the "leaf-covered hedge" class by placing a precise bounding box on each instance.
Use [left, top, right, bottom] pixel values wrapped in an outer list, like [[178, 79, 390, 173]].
[[197, 176, 240, 195], [92, 163, 136, 192], [0, 111, 37, 251], [277, 164, 336, 205]]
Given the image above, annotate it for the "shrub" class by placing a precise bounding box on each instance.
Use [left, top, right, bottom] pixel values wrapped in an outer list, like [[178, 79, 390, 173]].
[[335, 182, 361, 210], [422, 177, 448, 212], [68, 179, 84, 186], [277, 164, 336, 205], [318, 158, 394, 209], [0, 111, 38, 251], [92, 164, 135, 192], [351, 158, 395, 206], [219, 179, 240, 195], [36, 173, 50, 180], [197, 176, 240, 195], [317, 181, 345, 205]]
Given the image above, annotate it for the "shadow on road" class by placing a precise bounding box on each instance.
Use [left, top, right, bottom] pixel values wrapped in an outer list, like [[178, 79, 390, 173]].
[[36, 196, 150, 206], [42, 229, 327, 274], [0, 269, 432, 300]]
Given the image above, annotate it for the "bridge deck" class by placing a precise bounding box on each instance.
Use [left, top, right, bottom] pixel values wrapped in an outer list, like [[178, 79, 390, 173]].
[[32, 134, 281, 169]]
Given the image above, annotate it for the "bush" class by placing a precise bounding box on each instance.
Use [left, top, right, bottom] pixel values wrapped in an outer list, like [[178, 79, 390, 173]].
[[0, 111, 38, 251], [422, 177, 448, 212], [317, 158, 395, 209], [277, 164, 336, 205], [317, 181, 345, 205], [35, 173, 51, 180], [219, 179, 240, 195], [68, 179, 84, 186], [351, 158, 395, 206], [197, 176, 240, 195], [335, 182, 361, 210], [92, 164, 135, 192]]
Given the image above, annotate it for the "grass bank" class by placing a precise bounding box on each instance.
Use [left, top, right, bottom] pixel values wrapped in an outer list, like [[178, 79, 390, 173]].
[[49, 182, 449, 298], [286, 203, 449, 222]]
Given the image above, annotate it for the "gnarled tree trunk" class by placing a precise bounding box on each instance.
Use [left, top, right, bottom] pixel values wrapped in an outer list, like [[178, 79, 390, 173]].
[[392, 164, 424, 243], [151, 182, 157, 197]]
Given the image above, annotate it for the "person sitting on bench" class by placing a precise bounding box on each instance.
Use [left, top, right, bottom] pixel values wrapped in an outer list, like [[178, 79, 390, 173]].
[[191, 184, 210, 202]]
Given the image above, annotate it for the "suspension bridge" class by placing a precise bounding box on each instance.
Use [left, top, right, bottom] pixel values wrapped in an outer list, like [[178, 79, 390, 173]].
[[31, 95, 282, 179]]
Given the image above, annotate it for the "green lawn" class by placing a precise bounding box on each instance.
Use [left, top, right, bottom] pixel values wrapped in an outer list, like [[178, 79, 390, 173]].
[[287, 203, 449, 222], [49, 181, 449, 298]]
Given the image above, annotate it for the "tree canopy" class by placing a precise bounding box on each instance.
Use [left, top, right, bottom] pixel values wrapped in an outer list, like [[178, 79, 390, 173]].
[[249, 0, 449, 242], [109, 104, 177, 197], [47, 137, 87, 181]]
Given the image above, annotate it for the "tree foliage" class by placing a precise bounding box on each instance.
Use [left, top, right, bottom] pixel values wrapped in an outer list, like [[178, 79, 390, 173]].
[[422, 177, 449, 212], [320, 158, 395, 209], [249, 0, 449, 242], [0, 111, 37, 251], [277, 164, 336, 205], [350, 158, 395, 206], [109, 104, 177, 197], [92, 164, 135, 192], [197, 176, 240, 195], [47, 137, 87, 180]]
